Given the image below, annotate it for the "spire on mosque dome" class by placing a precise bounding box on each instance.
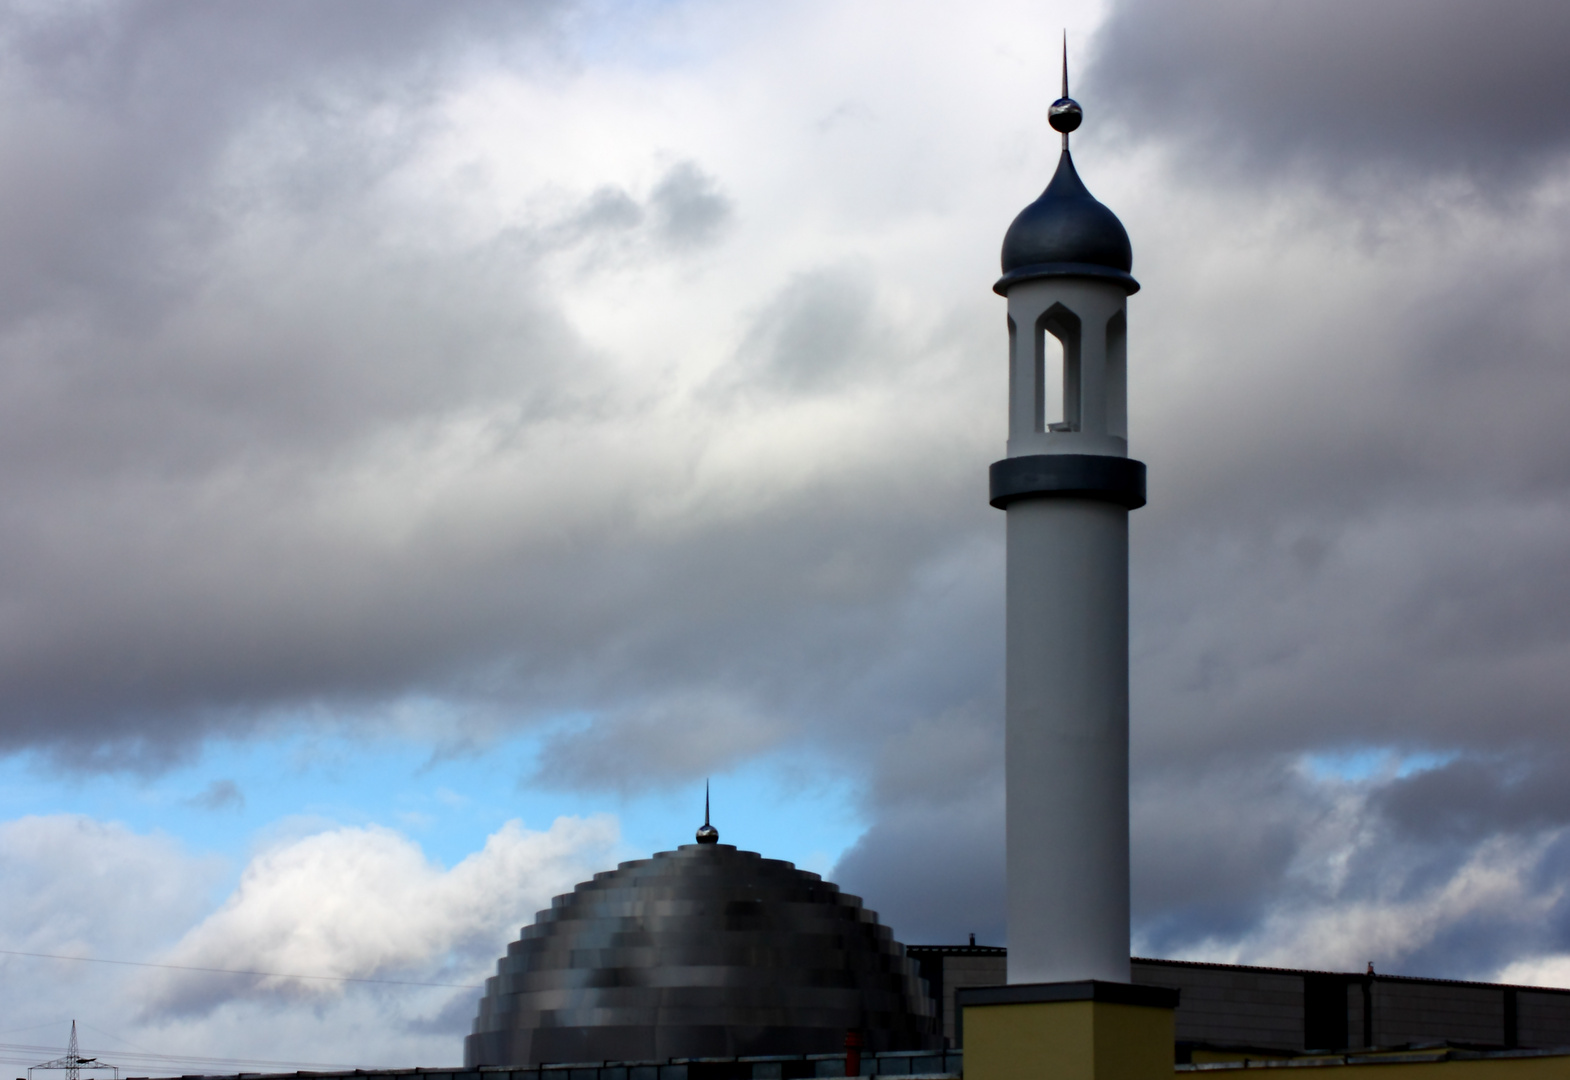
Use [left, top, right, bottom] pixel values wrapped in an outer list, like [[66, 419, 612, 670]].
[[696, 780, 719, 843], [1048, 32, 1083, 147]]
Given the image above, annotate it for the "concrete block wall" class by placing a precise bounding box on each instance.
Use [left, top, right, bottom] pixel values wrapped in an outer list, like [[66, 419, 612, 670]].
[[1139, 961, 1570, 1053], [1131, 962, 1301, 1050], [937, 956, 1008, 1046], [910, 948, 1570, 1054], [1518, 990, 1570, 1048], [1367, 981, 1505, 1047], [906, 947, 1008, 1047]]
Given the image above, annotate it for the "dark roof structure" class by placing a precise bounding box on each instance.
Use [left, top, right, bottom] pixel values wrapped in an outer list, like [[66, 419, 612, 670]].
[[994, 49, 1137, 297], [465, 828, 939, 1067], [998, 149, 1134, 285]]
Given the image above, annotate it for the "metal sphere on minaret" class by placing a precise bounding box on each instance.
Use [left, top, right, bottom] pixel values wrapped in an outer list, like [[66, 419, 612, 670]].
[[1048, 96, 1082, 133], [990, 48, 1144, 990]]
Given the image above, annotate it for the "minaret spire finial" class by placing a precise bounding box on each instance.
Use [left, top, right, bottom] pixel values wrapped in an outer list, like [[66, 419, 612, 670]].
[[1062, 31, 1069, 100], [1061, 32, 1069, 150], [696, 779, 719, 844], [1048, 32, 1083, 151]]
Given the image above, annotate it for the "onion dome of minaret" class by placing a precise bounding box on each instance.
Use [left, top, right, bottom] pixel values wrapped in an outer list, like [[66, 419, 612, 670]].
[[465, 799, 939, 1067], [998, 41, 1136, 294]]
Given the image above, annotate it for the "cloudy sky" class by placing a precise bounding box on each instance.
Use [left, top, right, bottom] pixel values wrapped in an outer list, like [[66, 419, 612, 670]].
[[2, 0, 1570, 1070]]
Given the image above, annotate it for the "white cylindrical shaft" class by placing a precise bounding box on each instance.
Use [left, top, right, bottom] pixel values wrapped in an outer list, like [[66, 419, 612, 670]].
[[1005, 495, 1131, 985]]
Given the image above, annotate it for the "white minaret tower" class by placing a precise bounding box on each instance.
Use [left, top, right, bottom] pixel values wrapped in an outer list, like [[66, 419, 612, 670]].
[[992, 49, 1145, 986]]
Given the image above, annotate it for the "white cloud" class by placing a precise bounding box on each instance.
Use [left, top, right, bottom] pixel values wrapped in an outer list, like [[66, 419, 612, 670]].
[[1235, 833, 1563, 973], [0, 811, 618, 1069], [0, 814, 220, 957], [141, 814, 618, 1018], [1497, 954, 1570, 990]]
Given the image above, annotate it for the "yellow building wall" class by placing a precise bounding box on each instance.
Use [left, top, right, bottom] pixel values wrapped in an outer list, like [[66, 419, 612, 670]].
[[964, 999, 1175, 1080], [963, 996, 1570, 1080], [1222, 1056, 1570, 1080]]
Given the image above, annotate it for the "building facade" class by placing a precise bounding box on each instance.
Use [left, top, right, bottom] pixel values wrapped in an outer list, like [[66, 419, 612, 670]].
[[907, 947, 1570, 1057]]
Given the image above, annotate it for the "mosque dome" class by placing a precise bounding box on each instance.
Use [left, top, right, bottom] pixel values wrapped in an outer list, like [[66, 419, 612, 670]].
[[465, 839, 940, 1066], [997, 149, 1135, 293]]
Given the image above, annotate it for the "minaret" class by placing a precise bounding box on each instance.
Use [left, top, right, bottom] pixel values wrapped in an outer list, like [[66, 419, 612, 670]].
[[992, 46, 1144, 986]]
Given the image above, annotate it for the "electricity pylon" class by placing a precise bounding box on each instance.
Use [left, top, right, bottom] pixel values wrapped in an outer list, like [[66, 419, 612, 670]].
[[29, 1022, 119, 1080]]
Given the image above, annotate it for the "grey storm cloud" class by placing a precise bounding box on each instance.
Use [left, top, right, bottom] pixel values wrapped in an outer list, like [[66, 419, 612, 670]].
[[1370, 755, 1570, 844], [834, 694, 1007, 944], [553, 163, 733, 255], [0, 0, 565, 317], [1086, 0, 1570, 185], [649, 162, 734, 250], [4, 0, 1570, 993], [186, 778, 245, 812], [0, 0, 1005, 779], [833, 786, 1006, 948], [0, 1, 780, 765], [728, 266, 876, 395]]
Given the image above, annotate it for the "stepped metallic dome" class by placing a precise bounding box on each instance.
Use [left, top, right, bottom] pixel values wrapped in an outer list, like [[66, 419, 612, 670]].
[[465, 836, 939, 1066], [998, 149, 1133, 287]]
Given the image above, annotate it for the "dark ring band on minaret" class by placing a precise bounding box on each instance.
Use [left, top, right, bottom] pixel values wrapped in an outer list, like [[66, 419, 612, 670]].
[[989, 454, 1147, 510], [994, 262, 1140, 296]]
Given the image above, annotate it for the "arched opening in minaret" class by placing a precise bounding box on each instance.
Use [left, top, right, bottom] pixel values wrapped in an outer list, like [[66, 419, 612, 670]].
[[1036, 304, 1081, 433], [1008, 314, 1019, 419], [1105, 309, 1127, 439]]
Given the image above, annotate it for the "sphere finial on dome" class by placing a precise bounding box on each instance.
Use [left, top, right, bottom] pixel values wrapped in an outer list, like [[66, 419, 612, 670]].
[[1048, 31, 1082, 147], [696, 779, 719, 843]]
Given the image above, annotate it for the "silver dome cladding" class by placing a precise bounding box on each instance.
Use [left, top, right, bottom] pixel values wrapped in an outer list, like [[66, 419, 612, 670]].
[[465, 843, 940, 1066]]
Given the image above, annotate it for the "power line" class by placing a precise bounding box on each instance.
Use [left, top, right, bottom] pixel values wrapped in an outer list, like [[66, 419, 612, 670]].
[[74, 1025, 163, 1062], [0, 1023, 76, 1040], [0, 949, 482, 991], [0, 1042, 359, 1072]]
